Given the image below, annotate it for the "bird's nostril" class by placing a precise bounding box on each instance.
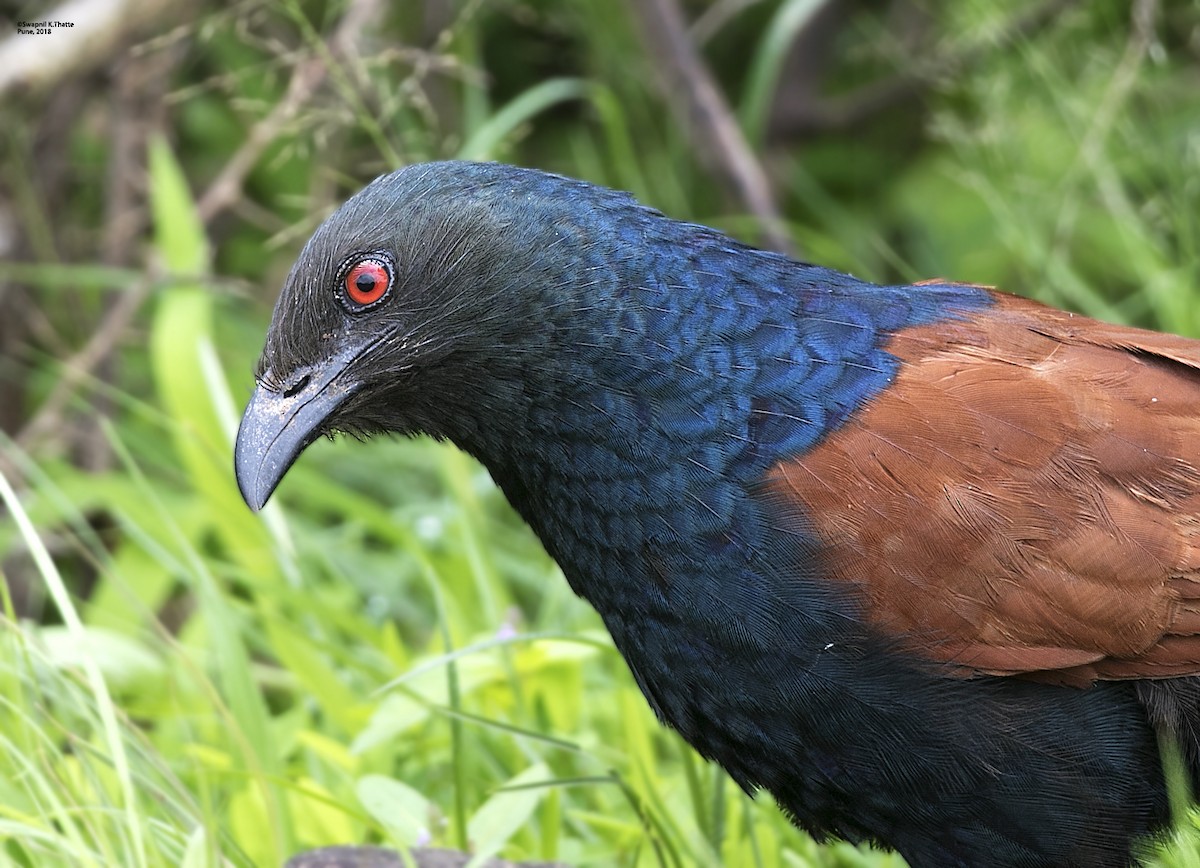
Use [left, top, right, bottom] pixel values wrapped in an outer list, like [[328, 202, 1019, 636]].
[[282, 374, 311, 398]]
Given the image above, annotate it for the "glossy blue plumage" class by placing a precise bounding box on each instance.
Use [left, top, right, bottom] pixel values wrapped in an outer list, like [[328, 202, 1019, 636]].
[[242, 162, 1198, 867]]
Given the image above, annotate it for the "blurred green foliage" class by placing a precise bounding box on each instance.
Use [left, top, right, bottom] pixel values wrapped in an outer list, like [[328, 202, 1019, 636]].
[[1, 1, 1199, 866]]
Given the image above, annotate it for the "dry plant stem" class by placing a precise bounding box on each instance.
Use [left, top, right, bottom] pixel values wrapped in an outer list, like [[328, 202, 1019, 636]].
[[196, 56, 329, 223], [691, 0, 769, 47], [197, 0, 384, 223], [629, 0, 795, 256], [15, 279, 155, 455]]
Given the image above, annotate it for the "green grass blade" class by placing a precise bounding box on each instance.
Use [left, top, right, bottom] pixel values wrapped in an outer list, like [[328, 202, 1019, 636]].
[[457, 79, 591, 161], [0, 472, 147, 868], [740, 0, 827, 146]]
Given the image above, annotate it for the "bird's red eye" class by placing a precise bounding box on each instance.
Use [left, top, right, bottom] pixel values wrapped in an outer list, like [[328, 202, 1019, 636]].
[[344, 258, 391, 308]]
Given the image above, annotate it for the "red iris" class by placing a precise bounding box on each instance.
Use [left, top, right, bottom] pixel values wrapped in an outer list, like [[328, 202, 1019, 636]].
[[345, 259, 390, 307]]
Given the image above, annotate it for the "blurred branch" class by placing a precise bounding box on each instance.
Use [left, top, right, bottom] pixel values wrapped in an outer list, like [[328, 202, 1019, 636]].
[[628, 0, 795, 255], [769, 0, 1081, 139], [197, 0, 384, 222], [14, 279, 154, 453], [196, 57, 328, 223], [690, 0, 770, 46], [0, 0, 182, 98]]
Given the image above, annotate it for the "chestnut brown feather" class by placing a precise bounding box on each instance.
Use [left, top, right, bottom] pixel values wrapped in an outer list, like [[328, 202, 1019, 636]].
[[768, 290, 1200, 684]]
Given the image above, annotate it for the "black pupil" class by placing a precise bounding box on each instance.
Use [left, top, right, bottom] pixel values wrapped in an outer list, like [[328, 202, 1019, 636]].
[[355, 270, 377, 293]]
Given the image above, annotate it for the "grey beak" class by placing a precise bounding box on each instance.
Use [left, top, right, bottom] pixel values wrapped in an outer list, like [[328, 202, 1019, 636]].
[[234, 352, 361, 511]]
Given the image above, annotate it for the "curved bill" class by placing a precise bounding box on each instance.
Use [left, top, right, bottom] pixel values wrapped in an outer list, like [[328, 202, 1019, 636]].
[[234, 349, 362, 511]]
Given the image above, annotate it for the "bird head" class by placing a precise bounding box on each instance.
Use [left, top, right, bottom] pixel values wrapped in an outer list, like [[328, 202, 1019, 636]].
[[234, 161, 631, 511]]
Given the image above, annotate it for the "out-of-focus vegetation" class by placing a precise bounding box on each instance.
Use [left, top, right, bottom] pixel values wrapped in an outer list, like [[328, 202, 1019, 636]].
[[0, 1, 1198, 866]]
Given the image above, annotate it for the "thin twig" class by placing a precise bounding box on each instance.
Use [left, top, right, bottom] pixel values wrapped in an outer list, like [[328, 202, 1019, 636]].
[[196, 56, 328, 223], [690, 0, 769, 47], [628, 0, 795, 255], [15, 279, 154, 452], [1047, 0, 1157, 264], [197, 0, 383, 223]]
